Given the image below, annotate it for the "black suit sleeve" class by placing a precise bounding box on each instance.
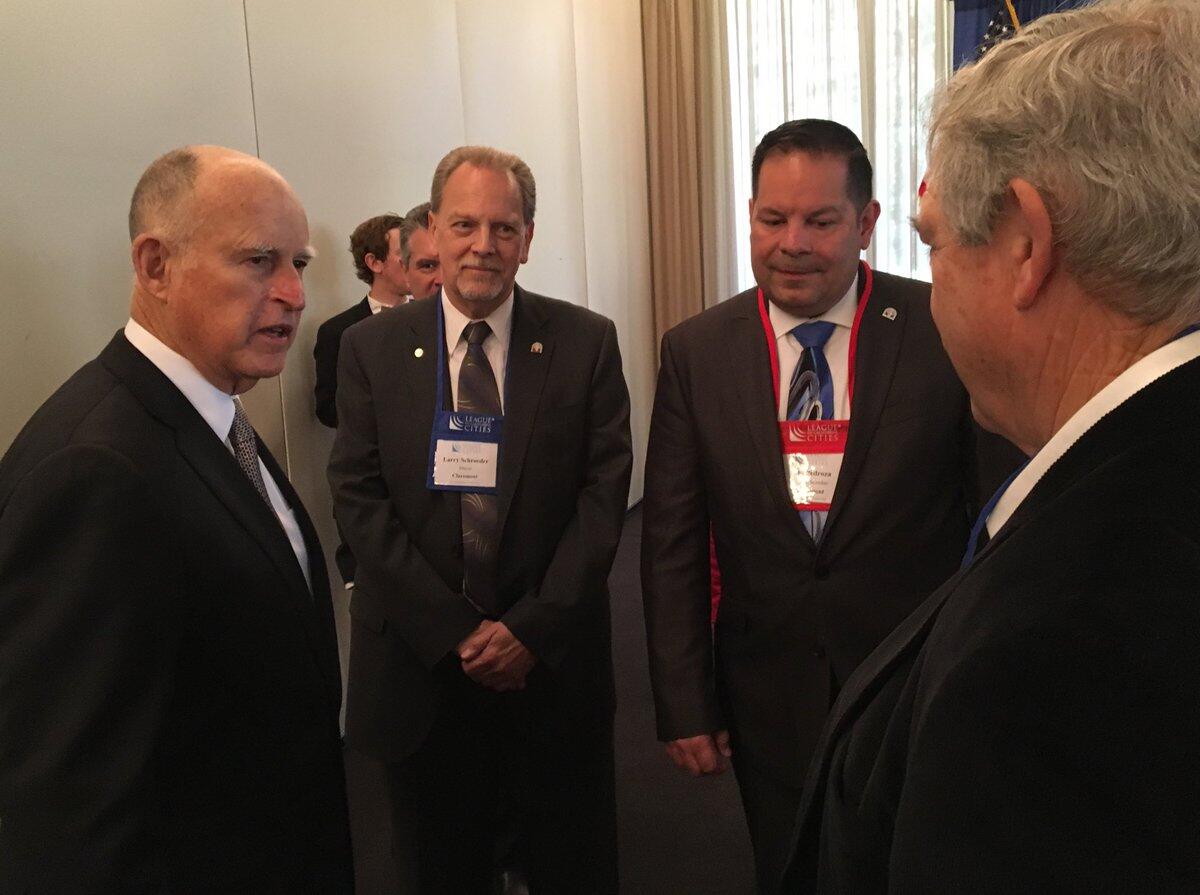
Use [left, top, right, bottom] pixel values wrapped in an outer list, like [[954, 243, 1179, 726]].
[[888, 618, 1200, 892], [0, 446, 178, 892], [328, 328, 482, 668], [501, 319, 633, 670], [313, 319, 341, 428], [640, 329, 724, 741]]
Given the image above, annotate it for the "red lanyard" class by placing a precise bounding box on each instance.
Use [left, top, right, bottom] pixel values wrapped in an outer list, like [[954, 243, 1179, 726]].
[[756, 261, 874, 412]]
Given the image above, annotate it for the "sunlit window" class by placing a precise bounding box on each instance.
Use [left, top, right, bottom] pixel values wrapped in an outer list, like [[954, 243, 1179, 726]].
[[727, 0, 951, 287]]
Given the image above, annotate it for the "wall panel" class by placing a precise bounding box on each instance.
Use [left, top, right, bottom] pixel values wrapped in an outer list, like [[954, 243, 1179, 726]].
[[244, 0, 468, 682], [572, 0, 657, 501], [0, 0, 258, 449], [454, 0, 590, 306]]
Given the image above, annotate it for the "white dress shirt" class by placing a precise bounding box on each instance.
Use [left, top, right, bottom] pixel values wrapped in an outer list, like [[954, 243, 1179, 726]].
[[367, 293, 410, 314], [767, 271, 860, 421], [986, 328, 1200, 536], [442, 289, 515, 412], [124, 319, 311, 588]]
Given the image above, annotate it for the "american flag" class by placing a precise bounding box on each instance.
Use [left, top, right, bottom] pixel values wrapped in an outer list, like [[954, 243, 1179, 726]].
[[977, 1, 1021, 59]]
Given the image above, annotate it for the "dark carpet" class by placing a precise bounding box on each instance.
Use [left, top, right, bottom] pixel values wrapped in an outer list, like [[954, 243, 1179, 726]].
[[613, 505, 754, 894], [346, 504, 755, 893]]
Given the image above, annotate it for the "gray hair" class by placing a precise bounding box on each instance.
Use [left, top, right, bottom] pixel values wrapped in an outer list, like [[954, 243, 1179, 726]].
[[928, 0, 1200, 327], [399, 201, 432, 264], [430, 145, 536, 225], [128, 147, 199, 242]]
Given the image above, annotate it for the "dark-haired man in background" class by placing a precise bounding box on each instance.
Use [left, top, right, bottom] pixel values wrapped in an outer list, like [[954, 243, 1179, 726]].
[[314, 212, 410, 431], [642, 118, 1014, 892], [314, 212, 412, 589]]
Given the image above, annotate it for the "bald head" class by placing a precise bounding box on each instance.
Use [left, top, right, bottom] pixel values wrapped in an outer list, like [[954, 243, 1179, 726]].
[[128, 145, 312, 394], [127, 145, 292, 246]]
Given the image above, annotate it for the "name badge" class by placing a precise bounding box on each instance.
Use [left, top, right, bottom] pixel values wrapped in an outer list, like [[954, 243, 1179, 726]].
[[428, 410, 503, 493], [779, 419, 848, 510]]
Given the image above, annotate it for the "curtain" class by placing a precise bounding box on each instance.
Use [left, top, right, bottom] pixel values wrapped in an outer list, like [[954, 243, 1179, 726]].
[[641, 0, 737, 348], [725, 0, 952, 287]]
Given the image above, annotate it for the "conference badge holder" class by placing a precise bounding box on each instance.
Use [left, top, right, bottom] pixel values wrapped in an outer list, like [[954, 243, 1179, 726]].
[[759, 262, 875, 512], [427, 298, 505, 494]]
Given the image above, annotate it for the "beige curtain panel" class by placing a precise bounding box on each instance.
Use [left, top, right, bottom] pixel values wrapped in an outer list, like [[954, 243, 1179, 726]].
[[641, 0, 736, 349]]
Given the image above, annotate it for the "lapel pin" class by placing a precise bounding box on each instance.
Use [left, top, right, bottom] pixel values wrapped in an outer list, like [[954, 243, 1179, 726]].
[[882, 307, 898, 321], [414, 347, 424, 358], [530, 342, 543, 354]]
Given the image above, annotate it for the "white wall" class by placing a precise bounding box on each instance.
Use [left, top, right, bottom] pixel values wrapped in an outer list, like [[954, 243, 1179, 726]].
[[0, 0, 655, 675]]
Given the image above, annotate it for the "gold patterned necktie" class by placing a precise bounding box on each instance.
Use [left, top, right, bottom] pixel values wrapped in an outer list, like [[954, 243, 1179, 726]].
[[457, 321, 501, 616]]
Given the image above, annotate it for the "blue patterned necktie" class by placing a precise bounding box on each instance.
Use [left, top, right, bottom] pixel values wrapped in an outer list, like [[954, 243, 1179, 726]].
[[787, 321, 837, 541], [787, 321, 837, 422]]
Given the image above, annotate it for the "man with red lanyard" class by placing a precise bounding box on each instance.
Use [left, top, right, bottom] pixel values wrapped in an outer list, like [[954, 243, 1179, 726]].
[[642, 118, 1018, 893]]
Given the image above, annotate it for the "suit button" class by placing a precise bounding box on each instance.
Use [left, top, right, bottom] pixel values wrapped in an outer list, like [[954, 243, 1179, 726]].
[[813, 565, 829, 581], [813, 644, 826, 659]]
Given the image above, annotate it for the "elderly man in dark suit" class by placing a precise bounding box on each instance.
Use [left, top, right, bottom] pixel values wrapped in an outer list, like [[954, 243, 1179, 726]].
[[0, 145, 352, 892], [784, 1, 1200, 890], [329, 145, 632, 894], [641, 119, 1016, 893]]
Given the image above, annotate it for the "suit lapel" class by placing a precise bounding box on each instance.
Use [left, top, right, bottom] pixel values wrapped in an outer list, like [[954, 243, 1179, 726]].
[[792, 569, 957, 845], [259, 445, 343, 697], [406, 299, 443, 414], [99, 334, 332, 652], [822, 273, 907, 540], [729, 293, 816, 543], [496, 286, 552, 536]]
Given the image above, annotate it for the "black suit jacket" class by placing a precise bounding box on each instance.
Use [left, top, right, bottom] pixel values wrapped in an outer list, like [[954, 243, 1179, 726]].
[[328, 286, 632, 761], [642, 270, 987, 785], [314, 297, 372, 584], [0, 333, 352, 893], [313, 296, 371, 428], [783, 354, 1200, 893]]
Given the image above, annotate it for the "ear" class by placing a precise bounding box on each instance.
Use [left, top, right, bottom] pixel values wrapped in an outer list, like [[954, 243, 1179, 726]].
[[131, 234, 171, 300], [857, 199, 881, 250], [365, 252, 384, 276], [519, 220, 535, 264], [1007, 178, 1053, 311]]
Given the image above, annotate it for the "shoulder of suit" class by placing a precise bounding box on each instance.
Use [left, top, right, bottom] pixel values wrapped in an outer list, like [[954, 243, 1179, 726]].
[[662, 286, 758, 345], [0, 355, 167, 501], [870, 269, 931, 306], [316, 297, 371, 334], [519, 289, 615, 334], [340, 295, 427, 346]]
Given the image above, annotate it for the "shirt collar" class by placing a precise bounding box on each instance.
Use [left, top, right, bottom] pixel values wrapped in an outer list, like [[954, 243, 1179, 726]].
[[441, 287, 515, 356], [366, 293, 410, 314], [767, 270, 859, 342], [124, 318, 236, 442], [987, 328, 1200, 535]]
